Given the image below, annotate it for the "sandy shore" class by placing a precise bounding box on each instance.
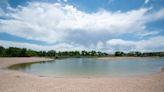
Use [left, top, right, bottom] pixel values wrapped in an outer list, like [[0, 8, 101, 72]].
[[0, 57, 164, 92]]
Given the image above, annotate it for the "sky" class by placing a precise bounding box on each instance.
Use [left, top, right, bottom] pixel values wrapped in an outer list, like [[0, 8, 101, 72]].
[[0, 0, 164, 52]]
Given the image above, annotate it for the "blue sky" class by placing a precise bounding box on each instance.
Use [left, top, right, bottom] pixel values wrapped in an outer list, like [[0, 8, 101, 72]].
[[0, 0, 164, 52]]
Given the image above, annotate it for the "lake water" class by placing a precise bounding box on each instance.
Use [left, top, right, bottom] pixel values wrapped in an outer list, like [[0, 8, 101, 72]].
[[10, 57, 164, 77]]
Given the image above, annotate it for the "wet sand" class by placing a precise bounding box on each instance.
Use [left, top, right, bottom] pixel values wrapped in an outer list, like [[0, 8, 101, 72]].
[[0, 57, 164, 92]]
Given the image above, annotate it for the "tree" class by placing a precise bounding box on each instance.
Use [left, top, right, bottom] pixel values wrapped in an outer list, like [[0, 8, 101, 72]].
[[74, 51, 80, 56], [57, 51, 62, 56], [135, 51, 142, 56], [6, 47, 22, 57], [81, 50, 86, 56], [0, 46, 5, 56], [47, 50, 56, 57], [127, 51, 142, 56], [115, 51, 125, 56], [26, 50, 38, 57], [91, 51, 96, 56], [20, 48, 27, 57]]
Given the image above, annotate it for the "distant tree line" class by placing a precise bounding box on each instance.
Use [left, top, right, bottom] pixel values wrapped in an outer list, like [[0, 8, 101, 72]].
[[114, 51, 164, 57], [0, 46, 108, 58], [0, 46, 164, 57]]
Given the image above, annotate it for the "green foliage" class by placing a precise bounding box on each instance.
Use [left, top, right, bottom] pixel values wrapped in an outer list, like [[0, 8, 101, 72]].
[[0, 46, 109, 57], [115, 51, 164, 57], [26, 50, 38, 57], [20, 48, 27, 57], [91, 51, 96, 56], [47, 50, 56, 57], [0, 45, 163, 57], [0, 46, 5, 56], [6, 47, 22, 57], [115, 51, 125, 56], [127, 51, 142, 56]]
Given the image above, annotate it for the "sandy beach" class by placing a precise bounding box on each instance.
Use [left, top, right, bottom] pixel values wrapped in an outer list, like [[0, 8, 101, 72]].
[[0, 57, 164, 92]]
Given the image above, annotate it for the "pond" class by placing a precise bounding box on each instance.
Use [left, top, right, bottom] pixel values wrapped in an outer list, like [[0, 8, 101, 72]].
[[9, 57, 164, 77]]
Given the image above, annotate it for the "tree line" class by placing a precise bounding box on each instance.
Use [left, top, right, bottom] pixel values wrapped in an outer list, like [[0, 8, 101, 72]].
[[0, 46, 108, 58], [0, 46, 163, 57], [114, 51, 164, 57]]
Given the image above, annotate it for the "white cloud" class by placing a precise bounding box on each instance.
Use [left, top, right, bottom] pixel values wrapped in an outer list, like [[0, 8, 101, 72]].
[[0, 2, 163, 43], [0, 40, 87, 51], [0, 2, 164, 52], [107, 39, 134, 47], [106, 39, 136, 52], [106, 36, 164, 52], [144, 0, 150, 4], [1, 36, 164, 52]]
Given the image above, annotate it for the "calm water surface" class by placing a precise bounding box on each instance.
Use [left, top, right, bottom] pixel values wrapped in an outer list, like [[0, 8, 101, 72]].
[[10, 57, 164, 77]]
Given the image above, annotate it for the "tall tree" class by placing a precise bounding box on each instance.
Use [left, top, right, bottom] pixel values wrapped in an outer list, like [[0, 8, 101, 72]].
[[47, 50, 56, 57], [0, 46, 5, 56], [115, 51, 125, 56]]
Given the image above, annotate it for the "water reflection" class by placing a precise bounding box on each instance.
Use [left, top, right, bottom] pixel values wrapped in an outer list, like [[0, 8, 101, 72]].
[[9, 60, 55, 70], [9, 58, 164, 77]]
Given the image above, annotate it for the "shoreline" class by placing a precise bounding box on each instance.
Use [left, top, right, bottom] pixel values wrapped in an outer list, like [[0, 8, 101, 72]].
[[97, 56, 164, 60], [0, 57, 164, 92], [7, 57, 164, 78], [0, 57, 54, 69]]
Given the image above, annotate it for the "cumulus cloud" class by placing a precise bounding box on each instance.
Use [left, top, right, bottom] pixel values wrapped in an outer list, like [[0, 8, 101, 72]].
[[0, 40, 87, 51], [1, 36, 164, 52], [0, 2, 164, 52], [106, 36, 164, 52]]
